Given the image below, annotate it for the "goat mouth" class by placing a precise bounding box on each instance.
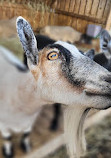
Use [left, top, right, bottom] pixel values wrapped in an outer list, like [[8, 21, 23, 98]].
[[85, 90, 111, 97], [85, 91, 111, 110]]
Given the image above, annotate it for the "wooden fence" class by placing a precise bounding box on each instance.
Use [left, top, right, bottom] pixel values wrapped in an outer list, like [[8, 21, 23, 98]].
[[53, 0, 111, 32], [0, 0, 111, 33]]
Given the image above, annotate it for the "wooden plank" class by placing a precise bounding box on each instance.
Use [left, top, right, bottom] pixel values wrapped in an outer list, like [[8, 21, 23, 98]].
[[52, 13, 59, 26], [61, 14, 68, 25], [90, 0, 100, 17], [59, 0, 66, 11], [44, 12, 50, 26], [55, 9, 106, 24], [57, 14, 66, 25], [81, 19, 88, 33], [51, 0, 58, 9], [49, 12, 55, 25], [106, 8, 111, 30], [79, 0, 87, 15], [73, 0, 81, 14], [48, 0, 57, 7], [103, 0, 111, 20], [76, 18, 87, 33], [71, 17, 77, 30], [22, 134, 65, 158], [96, 0, 107, 19], [64, 0, 70, 12], [66, 15, 72, 26], [76, 18, 82, 32], [69, 0, 76, 12], [56, 0, 61, 9], [85, 0, 93, 16]]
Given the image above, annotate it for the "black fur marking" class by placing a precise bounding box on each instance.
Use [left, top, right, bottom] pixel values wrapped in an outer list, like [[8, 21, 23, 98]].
[[48, 44, 72, 64], [20, 132, 31, 153], [35, 34, 55, 50], [23, 34, 56, 68], [2, 144, 14, 158], [94, 53, 107, 66], [80, 34, 93, 44], [23, 53, 28, 69], [85, 49, 95, 60], [3, 136, 12, 141], [49, 44, 85, 87], [20, 140, 29, 153], [50, 103, 61, 131], [93, 53, 111, 71], [79, 50, 84, 54], [103, 44, 107, 48], [15, 64, 28, 72], [22, 132, 30, 139], [104, 38, 108, 43]]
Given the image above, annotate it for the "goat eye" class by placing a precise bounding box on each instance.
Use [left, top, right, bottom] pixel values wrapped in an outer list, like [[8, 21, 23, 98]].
[[47, 52, 58, 60], [103, 44, 107, 47]]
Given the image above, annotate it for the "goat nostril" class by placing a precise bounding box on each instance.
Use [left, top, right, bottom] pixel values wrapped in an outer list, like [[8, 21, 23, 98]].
[[102, 75, 111, 84], [104, 78, 111, 84]]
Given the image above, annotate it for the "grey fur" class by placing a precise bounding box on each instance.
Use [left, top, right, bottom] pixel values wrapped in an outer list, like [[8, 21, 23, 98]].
[[16, 17, 38, 65], [85, 49, 95, 60], [100, 29, 111, 54]]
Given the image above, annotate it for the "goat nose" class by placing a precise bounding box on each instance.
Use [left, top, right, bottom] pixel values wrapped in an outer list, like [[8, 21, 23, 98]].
[[104, 76, 111, 84]]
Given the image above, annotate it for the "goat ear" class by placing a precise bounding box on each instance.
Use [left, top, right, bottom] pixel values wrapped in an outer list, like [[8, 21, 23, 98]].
[[85, 49, 95, 60], [100, 29, 111, 53], [16, 16, 38, 65]]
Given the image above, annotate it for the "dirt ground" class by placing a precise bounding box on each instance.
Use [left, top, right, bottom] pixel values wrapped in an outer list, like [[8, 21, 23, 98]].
[[0, 105, 63, 158], [46, 114, 111, 158]]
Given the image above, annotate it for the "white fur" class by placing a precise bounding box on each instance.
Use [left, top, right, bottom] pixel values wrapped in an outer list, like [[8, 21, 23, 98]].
[[64, 106, 87, 158], [0, 46, 27, 70], [55, 41, 82, 58], [23, 137, 31, 152], [4, 141, 12, 155], [0, 50, 41, 135]]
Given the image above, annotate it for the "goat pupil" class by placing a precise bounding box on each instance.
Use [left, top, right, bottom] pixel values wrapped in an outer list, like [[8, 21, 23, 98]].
[[52, 54, 56, 58]]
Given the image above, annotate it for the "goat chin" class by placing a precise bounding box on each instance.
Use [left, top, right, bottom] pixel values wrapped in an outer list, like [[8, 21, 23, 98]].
[[64, 106, 90, 158]]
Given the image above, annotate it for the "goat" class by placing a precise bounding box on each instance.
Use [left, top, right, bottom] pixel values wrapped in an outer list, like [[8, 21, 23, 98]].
[[23, 34, 61, 131], [0, 46, 36, 158], [23, 35, 95, 132], [1, 16, 111, 158], [18, 19, 110, 156], [85, 29, 111, 72], [93, 29, 111, 71], [40, 26, 82, 43]]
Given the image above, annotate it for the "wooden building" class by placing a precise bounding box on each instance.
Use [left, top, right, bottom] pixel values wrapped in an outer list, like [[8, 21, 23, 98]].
[[0, 0, 111, 33]]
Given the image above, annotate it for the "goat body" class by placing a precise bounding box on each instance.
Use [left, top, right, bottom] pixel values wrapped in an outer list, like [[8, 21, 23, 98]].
[[94, 53, 111, 71], [88, 30, 111, 72], [40, 26, 82, 43], [0, 48, 40, 135]]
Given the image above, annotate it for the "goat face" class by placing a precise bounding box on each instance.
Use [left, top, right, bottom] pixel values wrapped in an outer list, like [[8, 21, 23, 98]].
[[100, 29, 111, 54], [93, 30, 111, 71], [16, 17, 111, 109]]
